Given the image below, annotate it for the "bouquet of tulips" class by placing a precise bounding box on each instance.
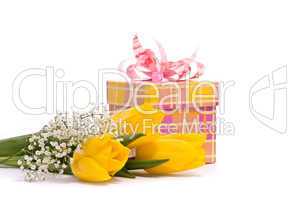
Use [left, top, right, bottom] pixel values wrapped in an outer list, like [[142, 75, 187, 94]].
[[0, 106, 206, 183]]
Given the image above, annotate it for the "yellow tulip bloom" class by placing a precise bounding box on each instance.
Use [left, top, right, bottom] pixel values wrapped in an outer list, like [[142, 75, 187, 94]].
[[128, 133, 206, 174], [71, 134, 130, 182], [112, 104, 165, 135]]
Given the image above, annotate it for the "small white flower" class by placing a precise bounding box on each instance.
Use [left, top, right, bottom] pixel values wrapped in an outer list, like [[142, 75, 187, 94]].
[[41, 132, 48, 138], [55, 145, 61, 151], [54, 163, 60, 169], [38, 165, 48, 171], [42, 157, 50, 164], [55, 153, 62, 158], [17, 160, 23, 166], [50, 159, 56, 164], [30, 165, 36, 170], [60, 143, 67, 148]]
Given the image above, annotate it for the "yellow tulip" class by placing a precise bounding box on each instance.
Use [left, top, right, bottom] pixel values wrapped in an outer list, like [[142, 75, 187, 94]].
[[128, 133, 206, 174], [112, 104, 165, 135], [71, 134, 130, 182]]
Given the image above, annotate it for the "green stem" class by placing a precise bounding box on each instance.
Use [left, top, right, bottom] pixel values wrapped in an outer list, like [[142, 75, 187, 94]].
[[0, 156, 21, 168], [115, 168, 136, 178], [125, 159, 169, 170]]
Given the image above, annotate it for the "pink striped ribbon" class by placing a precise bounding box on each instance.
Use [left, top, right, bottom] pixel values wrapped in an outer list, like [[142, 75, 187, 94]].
[[123, 35, 204, 83]]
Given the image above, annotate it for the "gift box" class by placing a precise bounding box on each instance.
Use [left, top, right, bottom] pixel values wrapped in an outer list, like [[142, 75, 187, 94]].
[[107, 35, 218, 164], [107, 80, 218, 164]]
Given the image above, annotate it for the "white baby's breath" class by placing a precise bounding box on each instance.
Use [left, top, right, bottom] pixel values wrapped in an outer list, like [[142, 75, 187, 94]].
[[18, 110, 118, 182]]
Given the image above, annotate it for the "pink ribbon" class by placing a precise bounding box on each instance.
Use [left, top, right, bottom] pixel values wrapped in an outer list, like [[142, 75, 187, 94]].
[[122, 35, 204, 83]]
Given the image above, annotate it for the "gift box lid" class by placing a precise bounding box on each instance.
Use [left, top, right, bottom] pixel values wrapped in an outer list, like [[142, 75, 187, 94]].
[[107, 80, 219, 107]]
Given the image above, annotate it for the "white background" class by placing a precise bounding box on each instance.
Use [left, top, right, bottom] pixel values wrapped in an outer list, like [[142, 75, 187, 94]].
[[0, 0, 298, 199]]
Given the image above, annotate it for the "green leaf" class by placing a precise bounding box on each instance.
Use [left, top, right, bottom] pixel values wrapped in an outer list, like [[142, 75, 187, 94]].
[[0, 156, 21, 168], [63, 167, 73, 175], [120, 133, 145, 146], [115, 167, 136, 178], [125, 159, 169, 170], [0, 134, 32, 157]]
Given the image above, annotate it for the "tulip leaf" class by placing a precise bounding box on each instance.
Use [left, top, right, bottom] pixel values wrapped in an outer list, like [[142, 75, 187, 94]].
[[120, 133, 145, 146], [0, 134, 32, 157], [115, 167, 136, 178], [125, 159, 169, 170]]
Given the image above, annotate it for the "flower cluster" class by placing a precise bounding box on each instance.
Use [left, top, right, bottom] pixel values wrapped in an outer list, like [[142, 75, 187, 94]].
[[0, 104, 208, 183], [17, 111, 118, 181]]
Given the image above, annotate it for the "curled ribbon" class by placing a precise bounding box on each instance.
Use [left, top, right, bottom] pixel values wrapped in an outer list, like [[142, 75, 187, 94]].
[[122, 35, 204, 83]]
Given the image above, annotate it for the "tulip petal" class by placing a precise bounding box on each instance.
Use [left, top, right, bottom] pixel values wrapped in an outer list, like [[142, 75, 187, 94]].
[[181, 148, 205, 171], [83, 135, 110, 156], [130, 134, 206, 174], [93, 153, 109, 169], [71, 157, 111, 182], [72, 150, 85, 161], [112, 104, 165, 135], [109, 159, 123, 174], [164, 133, 206, 147], [107, 140, 130, 175], [71, 135, 130, 182], [138, 138, 198, 174], [127, 135, 158, 149]]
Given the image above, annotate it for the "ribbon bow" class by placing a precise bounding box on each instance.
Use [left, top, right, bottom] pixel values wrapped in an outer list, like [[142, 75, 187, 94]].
[[123, 35, 204, 83]]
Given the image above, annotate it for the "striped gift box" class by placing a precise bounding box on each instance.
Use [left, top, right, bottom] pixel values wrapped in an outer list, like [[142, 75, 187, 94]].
[[107, 80, 218, 164]]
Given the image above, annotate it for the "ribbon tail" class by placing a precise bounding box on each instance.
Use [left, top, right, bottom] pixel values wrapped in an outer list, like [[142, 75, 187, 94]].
[[133, 35, 144, 58], [155, 39, 168, 63], [191, 48, 199, 60]]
